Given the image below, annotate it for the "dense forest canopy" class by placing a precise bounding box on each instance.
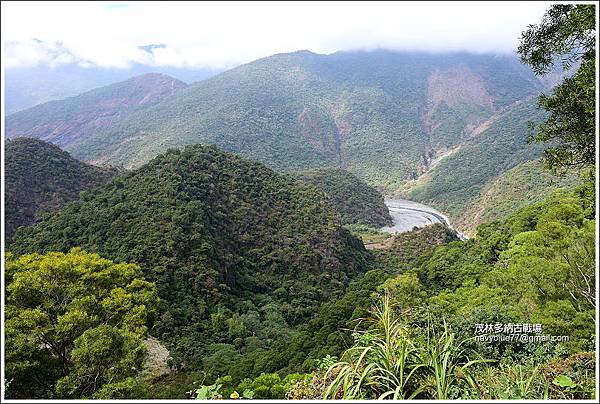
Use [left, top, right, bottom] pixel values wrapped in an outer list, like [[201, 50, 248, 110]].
[[7, 144, 369, 381], [296, 168, 392, 227], [4, 137, 117, 237], [2, 3, 597, 401]]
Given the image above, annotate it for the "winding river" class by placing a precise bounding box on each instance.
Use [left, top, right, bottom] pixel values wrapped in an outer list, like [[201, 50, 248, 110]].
[[381, 198, 468, 240]]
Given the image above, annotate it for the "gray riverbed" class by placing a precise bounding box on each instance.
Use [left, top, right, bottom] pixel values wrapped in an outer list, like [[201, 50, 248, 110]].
[[381, 198, 467, 239]]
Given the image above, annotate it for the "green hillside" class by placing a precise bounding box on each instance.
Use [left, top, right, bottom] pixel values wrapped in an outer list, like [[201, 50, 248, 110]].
[[183, 182, 595, 400], [7, 144, 369, 370], [404, 98, 547, 222], [4, 138, 116, 237], [454, 160, 580, 234], [296, 168, 392, 227], [55, 50, 545, 189]]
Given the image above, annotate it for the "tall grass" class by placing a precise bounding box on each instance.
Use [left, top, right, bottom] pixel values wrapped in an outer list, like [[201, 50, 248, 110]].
[[324, 293, 423, 399], [324, 293, 492, 399]]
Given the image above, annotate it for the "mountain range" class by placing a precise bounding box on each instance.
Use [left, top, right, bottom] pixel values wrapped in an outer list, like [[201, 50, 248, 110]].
[[4, 62, 220, 114], [3, 41, 595, 401], [6, 73, 187, 149], [7, 144, 369, 368], [7, 50, 548, 184], [5, 49, 571, 234]]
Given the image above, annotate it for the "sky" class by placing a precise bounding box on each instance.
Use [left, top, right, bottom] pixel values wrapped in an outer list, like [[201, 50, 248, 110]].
[[2, 1, 553, 70]]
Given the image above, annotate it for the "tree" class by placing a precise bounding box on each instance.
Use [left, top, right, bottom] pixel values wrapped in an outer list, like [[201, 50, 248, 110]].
[[4, 248, 159, 399], [518, 5, 596, 171]]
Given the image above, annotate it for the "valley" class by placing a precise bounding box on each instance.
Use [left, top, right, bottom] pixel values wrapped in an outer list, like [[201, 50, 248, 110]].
[[382, 199, 454, 235]]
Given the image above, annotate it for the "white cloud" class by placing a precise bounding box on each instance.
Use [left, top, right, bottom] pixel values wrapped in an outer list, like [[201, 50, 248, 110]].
[[1, 1, 552, 69]]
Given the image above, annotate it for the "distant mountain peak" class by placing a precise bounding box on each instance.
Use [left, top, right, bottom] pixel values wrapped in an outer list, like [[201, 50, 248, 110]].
[[6, 72, 188, 148]]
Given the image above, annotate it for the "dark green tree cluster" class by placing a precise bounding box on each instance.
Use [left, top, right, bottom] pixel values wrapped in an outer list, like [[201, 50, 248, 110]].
[[519, 4, 596, 171], [296, 167, 392, 227], [159, 224, 459, 395], [4, 137, 117, 237]]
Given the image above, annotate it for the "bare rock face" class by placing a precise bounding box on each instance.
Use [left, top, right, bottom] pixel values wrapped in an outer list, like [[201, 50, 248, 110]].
[[141, 337, 173, 381], [6, 73, 187, 148]]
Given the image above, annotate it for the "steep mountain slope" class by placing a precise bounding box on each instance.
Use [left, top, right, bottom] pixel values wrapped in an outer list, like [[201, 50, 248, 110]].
[[6, 73, 187, 148], [48, 50, 545, 188], [8, 144, 368, 368], [454, 160, 580, 234], [4, 138, 116, 237], [404, 98, 549, 229], [296, 168, 392, 227]]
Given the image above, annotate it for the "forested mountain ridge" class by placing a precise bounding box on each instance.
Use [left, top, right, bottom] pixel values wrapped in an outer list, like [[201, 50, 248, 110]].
[[4, 3, 596, 400], [5, 73, 187, 148], [7, 144, 369, 371], [4, 137, 117, 237], [296, 168, 392, 227], [38, 50, 548, 189]]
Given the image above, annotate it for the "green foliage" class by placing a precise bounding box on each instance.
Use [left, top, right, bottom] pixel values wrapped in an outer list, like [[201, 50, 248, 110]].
[[56, 326, 149, 398], [8, 144, 368, 374], [208, 224, 459, 386], [4, 249, 159, 399], [4, 137, 116, 237], [454, 160, 580, 234], [415, 187, 596, 354], [542, 352, 596, 399], [518, 4, 596, 170], [323, 294, 491, 400], [378, 224, 460, 274], [236, 373, 311, 399], [194, 373, 310, 400], [194, 381, 225, 400], [296, 167, 392, 227]]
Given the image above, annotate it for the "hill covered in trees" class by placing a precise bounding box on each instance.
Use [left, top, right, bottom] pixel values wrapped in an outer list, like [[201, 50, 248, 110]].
[[5, 138, 117, 237], [296, 168, 392, 227], [20, 50, 548, 189], [7, 144, 369, 374], [5, 73, 187, 149]]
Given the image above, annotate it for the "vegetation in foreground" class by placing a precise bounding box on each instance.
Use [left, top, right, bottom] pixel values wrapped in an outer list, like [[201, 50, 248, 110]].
[[4, 249, 159, 399], [190, 177, 596, 400]]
